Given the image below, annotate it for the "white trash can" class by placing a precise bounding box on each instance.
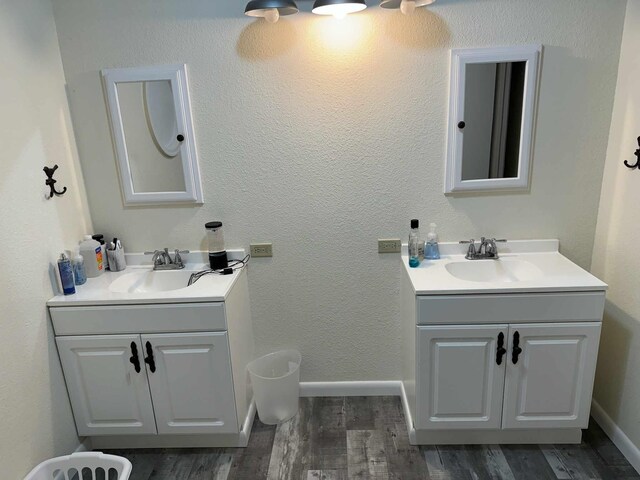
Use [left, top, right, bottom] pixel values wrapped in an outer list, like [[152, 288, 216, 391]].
[[248, 349, 301, 425]]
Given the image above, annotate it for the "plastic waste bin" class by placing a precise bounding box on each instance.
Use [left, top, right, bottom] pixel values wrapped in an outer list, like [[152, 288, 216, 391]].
[[247, 349, 302, 425]]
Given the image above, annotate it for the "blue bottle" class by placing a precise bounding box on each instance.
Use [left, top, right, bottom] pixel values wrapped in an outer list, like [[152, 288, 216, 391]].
[[58, 253, 76, 295], [425, 223, 441, 260]]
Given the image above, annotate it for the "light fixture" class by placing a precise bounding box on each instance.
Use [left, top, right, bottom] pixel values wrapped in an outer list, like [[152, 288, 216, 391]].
[[380, 0, 435, 16], [312, 0, 367, 19], [244, 0, 299, 23]]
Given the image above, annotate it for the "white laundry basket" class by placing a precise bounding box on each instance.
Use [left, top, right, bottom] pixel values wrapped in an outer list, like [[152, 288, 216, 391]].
[[24, 452, 132, 480]]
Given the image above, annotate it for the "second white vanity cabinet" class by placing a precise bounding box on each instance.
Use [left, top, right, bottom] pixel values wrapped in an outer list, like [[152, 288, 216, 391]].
[[417, 322, 601, 431], [400, 240, 608, 445]]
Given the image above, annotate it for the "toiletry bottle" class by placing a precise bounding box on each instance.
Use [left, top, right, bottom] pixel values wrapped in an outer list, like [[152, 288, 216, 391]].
[[425, 223, 441, 260], [58, 253, 76, 295], [92, 234, 109, 271], [79, 235, 104, 278], [409, 219, 421, 268], [72, 249, 87, 285]]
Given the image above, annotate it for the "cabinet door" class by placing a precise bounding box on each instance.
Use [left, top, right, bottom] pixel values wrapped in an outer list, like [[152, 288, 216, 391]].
[[142, 332, 238, 434], [416, 325, 508, 430], [502, 322, 601, 429], [56, 335, 157, 436]]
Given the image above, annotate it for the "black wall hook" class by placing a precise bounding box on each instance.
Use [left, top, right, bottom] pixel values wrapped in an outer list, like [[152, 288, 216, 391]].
[[43, 165, 67, 199], [623, 136, 640, 170]]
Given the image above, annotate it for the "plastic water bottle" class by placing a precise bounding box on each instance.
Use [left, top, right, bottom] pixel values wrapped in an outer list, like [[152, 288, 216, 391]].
[[409, 219, 420, 268]]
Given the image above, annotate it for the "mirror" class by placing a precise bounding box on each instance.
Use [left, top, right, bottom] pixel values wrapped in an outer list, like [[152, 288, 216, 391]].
[[102, 65, 203, 205], [445, 46, 542, 194]]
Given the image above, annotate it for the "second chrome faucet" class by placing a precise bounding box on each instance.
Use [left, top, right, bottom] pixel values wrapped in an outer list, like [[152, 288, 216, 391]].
[[460, 238, 507, 260]]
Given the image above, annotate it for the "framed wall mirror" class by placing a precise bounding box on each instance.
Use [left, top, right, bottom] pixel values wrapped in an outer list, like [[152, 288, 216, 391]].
[[102, 64, 204, 205], [444, 45, 542, 194]]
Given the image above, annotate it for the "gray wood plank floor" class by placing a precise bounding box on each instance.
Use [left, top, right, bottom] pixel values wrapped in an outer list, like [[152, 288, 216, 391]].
[[104, 397, 639, 480]]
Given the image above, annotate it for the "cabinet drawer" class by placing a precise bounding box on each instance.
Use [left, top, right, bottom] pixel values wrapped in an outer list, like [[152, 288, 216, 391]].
[[50, 303, 226, 335], [417, 292, 605, 325]]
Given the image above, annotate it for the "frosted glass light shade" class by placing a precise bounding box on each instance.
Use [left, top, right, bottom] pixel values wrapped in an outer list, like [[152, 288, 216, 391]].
[[312, 0, 367, 18]]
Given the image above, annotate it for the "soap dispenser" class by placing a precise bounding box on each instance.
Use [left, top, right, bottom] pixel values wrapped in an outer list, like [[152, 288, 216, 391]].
[[425, 223, 441, 260]]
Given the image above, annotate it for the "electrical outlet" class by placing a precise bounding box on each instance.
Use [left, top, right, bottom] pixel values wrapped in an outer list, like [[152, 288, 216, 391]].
[[378, 239, 401, 254], [250, 243, 273, 258]]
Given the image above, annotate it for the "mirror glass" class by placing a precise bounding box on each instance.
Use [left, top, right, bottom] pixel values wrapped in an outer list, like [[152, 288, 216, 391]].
[[116, 80, 186, 193], [461, 61, 526, 181], [103, 64, 203, 205], [445, 45, 541, 194]]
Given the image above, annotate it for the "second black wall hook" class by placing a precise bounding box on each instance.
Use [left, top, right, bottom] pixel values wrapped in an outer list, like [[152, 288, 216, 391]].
[[623, 136, 640, 170], [43, 165, 68, 199]]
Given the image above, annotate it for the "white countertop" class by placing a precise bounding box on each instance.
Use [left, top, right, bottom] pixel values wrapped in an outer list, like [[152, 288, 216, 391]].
[[403, 240, 607, 295], [48, 251, 246, 307]]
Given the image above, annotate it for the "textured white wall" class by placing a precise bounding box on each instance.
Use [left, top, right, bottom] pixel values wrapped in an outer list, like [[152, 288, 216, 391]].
[[591, 0, 640, 452], [53, 0, 625, 381], [0, 0, 93, 476]]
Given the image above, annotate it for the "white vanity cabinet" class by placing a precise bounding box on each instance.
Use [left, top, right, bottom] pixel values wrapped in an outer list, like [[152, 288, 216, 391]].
[[400, 243, 608, 445], [49, 268, 255, 448]]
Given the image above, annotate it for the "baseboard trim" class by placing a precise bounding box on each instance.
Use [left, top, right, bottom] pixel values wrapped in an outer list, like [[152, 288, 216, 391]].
[[238, 400, 257, 447], [299, 381, 402, 397], [399, 382, 417, 444], [591, 400, 640, 474]]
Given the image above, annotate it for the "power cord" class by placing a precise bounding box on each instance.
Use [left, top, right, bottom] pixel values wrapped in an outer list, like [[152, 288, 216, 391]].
[[188, 254, 251, 286]]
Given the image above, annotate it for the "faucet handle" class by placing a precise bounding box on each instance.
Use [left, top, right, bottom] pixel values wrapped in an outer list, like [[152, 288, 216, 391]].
[[460, 239, 476, 258], [173, 249, 190, 266], [144, 249, 166, 266]]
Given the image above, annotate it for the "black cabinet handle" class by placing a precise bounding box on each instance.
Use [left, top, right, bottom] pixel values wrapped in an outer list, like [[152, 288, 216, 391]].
[[129, 342, 141, 373], [458, 121, 466, 129], [177, 134, 185, 142], [144, 341, 156, 373], [512, 331, 523, 364], [496, 332, 507, 365]]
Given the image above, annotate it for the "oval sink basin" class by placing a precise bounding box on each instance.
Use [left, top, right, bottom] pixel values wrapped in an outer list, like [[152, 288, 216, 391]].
[[445, 259, 544, 283], [109, 270, 195, 294]]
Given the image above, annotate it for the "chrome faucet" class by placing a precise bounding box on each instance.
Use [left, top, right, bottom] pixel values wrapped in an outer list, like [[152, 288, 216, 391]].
[[460, 238, 507, 260], [144, 248, 190, 270]]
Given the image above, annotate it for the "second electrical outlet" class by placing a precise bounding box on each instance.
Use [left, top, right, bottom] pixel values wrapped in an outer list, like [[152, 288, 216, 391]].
[[250, 243, 273, 257]]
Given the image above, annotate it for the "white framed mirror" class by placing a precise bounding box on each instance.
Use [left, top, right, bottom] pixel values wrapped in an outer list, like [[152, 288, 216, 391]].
[[444, 45, 542, 194], [102, 64, 204, 205]]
